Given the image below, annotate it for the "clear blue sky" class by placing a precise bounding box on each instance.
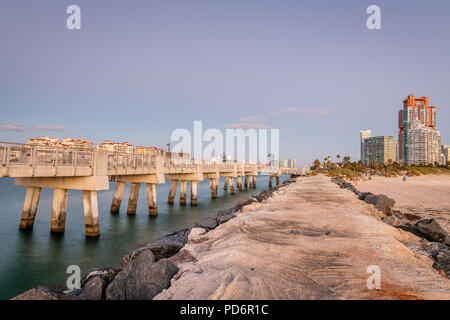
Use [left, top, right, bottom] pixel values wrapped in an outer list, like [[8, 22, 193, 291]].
[[1, 0, 449, 165]]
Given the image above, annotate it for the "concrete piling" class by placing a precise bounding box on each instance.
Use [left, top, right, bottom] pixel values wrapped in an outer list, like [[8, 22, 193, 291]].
[[237, 176, 243, 191], [269, 176, 273, 188], [210, 178, 217, 199], [146, 183, 158, 215], [110, 181, 125, 213], [51, 188, 68, 233], [127, 183, 140, 215], [244, 176, 248, 188], [180, 180, 187, 205], [168, 180, 178, 204], [83, 190, 100, 237], [224, 177, 229, 191], [190, 181, 198, 206], [230, 177, 235, 194], [276, 176, 280, 186], [19, 187, 41, 230]]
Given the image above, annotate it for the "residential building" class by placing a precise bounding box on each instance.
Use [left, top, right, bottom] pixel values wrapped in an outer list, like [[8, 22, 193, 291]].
[[442, 145, 449, 164], [98, 140, 135, 154], [406, 116, 442, 165], [360, 129, 371, 163], [362, 136, 394, 166], [398, 95, 437, 164]]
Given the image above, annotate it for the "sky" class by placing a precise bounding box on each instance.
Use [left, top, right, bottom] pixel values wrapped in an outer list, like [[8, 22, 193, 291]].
[[1, 0, 449, 166]]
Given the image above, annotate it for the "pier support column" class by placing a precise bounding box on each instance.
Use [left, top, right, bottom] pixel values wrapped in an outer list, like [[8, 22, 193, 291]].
[[51, 188, 68, 233], [215, 178, 219, 194], [110, 182, 125, 213], [269, 176, 273, 188], [252, 176, 257, 188], [276, 176, 280, 186], [190, 181, 198, 206], [19, 187, 41, 230], [237, 176, 243, 191], [230, 178, 235, 194], [210, 178, 217, 199], [146, 183, 158, 215], [168, 180, 178, 204], [244, 176, 248, 188], [83, 190, 100, 237], [127, 183, 140, 215], [180, 180, 187, 205], [223, 177, 229, 191]]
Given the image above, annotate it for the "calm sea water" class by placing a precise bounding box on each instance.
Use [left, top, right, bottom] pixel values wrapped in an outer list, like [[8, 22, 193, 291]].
[[0, 175, 279, 299]]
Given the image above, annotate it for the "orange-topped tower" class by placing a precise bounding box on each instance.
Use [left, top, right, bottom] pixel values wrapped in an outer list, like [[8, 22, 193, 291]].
[[398, 95, 437, 164]]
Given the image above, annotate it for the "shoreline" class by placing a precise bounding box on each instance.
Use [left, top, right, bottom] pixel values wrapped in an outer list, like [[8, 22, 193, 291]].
[[12, 178, 297, 300], [12, 174, 450, 300]]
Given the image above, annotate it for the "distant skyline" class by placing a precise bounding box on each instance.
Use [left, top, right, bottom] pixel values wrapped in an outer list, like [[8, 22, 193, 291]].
[[1, 0, 449, 166]]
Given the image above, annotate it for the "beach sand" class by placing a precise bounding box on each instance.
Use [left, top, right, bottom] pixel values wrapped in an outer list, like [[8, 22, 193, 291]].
[[155, 175, 449, 300], [358, 174, 450, 233]]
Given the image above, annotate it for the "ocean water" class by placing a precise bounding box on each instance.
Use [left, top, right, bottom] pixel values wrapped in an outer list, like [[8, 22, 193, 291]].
[[0, 175, 280, 299]]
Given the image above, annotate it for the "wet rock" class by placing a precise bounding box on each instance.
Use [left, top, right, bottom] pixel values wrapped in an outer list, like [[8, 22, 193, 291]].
[[120, 229, 190, 269], [232, 197, 258, 212], [81, 267, 117, 288], [195, 217, 219, 230], [256, 190, 273, 202], [214, 209, 236, 225], [106, 251, 179, 300], [78, 277, 104, 300], [12, 286, 72, 300], [188, 227, 207, 241], [413, 219, 449, 245]]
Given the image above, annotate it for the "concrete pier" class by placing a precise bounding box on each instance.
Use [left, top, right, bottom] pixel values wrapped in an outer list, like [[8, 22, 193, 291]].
[[180, 180, 187, 205], [276, 176, 280, 186], [269, 176, 273, 188], [223, 177, 229, 191], [82, 190, 100, 237], [244, 176, 248, 188], [146, 183, 158, 215], [51, 188, 68, 233], [209, 178, 217, 199], [110, 182, 125, 213], [19, 187, 41, 230], [127, 183, 140, 215], [168, 180, 178, 204], [190, 181, 198, 206]]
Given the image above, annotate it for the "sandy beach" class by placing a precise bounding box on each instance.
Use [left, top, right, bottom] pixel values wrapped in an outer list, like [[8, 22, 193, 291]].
[[155, 175, 450, 300], [358, 174, 450, 234]]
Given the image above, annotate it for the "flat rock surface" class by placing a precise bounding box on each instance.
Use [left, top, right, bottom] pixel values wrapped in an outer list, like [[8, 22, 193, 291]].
[[155, 175, 450, 300], [358, 175, 450, 234]]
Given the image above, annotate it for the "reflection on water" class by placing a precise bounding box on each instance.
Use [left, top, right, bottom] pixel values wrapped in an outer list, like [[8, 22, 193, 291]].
[[0, 175, 281, 299]]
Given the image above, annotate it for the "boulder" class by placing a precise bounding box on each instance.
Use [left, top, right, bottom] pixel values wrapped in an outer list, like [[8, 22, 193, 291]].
[[12, 286, 72, 300], [195, 217, 219, 230], [425, 243, 450, 277], [399, 219, 449, 245], [256, 190, 273, 202], [168, 249, 197, 265], [119, 228, 190, 270], [78, 277, 104, 300], [106, 251, 179, 300], [364, 194, 395, 213], [213, 208, 236, 225], [232, 197, 258, 212], [358, 192, 373, 201], [80, 267, 117, 288]]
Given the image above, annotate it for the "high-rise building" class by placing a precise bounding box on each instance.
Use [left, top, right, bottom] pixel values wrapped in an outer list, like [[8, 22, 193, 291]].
[[442, 145, 449, 164], [362, 136, 394, 166], [360, 129, 371, 163], [398, 95, 437, 164], [406, 116, 441, 165]]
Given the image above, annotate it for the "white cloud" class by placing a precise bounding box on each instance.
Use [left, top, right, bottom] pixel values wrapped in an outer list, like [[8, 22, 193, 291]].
[[0, 122, 24, 132], [223, 123, 270, 129], [238, 115, 267, 122], [35, 125, 66, 132]]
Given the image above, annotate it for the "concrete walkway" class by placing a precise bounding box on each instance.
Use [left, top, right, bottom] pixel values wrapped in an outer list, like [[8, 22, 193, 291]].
[[156, 175, 449, 299]]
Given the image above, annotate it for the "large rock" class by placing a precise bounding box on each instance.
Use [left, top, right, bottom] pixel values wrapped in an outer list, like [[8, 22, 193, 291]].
[[425, 243, 450, 277], [399, 219, 449, 245], [364, 194, 395, 213], [256, 190, 273, 202], [358, 192, 373, 201], [232, 197, 258, 212], [78, 277, 104, 300], [106, 251, 179, 300], [195, 216, 219, 230], [119, 228, 190, 270], [12, 286, 72, 300], [80, 267, 117, 288]]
